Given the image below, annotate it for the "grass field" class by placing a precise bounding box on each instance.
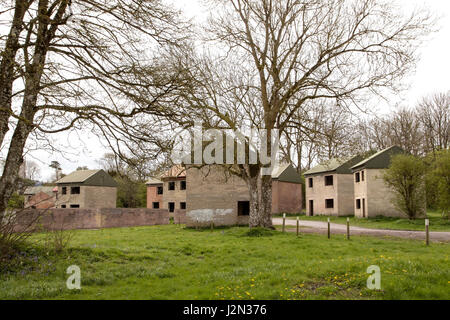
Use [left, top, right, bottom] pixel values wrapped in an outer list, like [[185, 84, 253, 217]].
[[0, 225, 449, 300], [276, 211, 450, 232]]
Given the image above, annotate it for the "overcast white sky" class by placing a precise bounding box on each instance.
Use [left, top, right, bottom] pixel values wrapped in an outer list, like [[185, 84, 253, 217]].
[[21, 0, 450, 181]]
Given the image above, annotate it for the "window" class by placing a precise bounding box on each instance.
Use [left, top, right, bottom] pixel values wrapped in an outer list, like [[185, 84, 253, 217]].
[[168, 202, 175, 213], [61, 205, 67, 209], [180, 180, 186, 190], [71, 187, 80, 195], [153, 202, 160, 209], [356, 199, 361, 210], [308, 178, 313, 188], [355, 172, 360, 183], [62, 187, 67, 195], [168, 182, 175, 191], [325, 199, 334, 209], [361, 171, 365, 182], [157, 186, 163, 195], [27, 195, 32, 201], [325, 175, 334, 186], [180, 202, 186, 210], [70, 204, 80, 208], [238, 201, 250, 216]]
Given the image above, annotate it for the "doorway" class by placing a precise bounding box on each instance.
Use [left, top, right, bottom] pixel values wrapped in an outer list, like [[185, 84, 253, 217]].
[[309, 200, 314, 216], [362, 199, 366, 218]]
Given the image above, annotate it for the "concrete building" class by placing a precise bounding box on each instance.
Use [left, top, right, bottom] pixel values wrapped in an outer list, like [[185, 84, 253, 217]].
[[146, 165, 186, 217], [55, 169, 117, 209], [24, 186, 57, 209], [185, 164, 302, 227], [351, 146, 405, 218], [147, 164, 303, 226], [304, 156, 363, 217]]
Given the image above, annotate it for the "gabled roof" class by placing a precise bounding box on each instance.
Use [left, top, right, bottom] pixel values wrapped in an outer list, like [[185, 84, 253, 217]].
[[304, 155, 364, 176], [146, 178, 163, 185], [56, 169, 117, 187], [351, 146, 404, 171], [271, 164, 302, 184], [24, 186, 56, 196], [160, 165, 186, 180]]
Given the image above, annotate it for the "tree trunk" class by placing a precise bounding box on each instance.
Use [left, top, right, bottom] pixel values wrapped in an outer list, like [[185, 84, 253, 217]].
[[259, 174, 273, 229], [0, 1, 30, 148], [245, 165, 274, 229]]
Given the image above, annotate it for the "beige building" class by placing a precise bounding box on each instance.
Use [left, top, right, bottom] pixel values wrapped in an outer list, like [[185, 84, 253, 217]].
[[24, 186, 57, 209], [147, 164, 303, 226], [55, 169, 117, 209], [304, 156, 363, 217], [185, 164, 302, 227], [352, 146, 405, 218]]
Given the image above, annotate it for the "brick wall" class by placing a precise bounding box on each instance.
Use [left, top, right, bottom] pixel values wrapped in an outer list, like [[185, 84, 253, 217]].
[[14, 208, 169, 232], [147, 185, 163, 209], [272, 181, 303, 214]]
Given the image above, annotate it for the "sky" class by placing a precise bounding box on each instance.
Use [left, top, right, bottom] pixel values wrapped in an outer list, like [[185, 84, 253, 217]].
[[14, 0, 450, 181]]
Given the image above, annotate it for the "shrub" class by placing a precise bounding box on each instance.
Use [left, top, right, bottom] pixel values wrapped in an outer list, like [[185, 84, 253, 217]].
[[383, 154, 427, 220]]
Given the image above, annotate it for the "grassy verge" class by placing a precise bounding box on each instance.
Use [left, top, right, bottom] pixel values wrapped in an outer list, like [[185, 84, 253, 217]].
[[1, 225, 449, 300], [275, 211, 450, 232]]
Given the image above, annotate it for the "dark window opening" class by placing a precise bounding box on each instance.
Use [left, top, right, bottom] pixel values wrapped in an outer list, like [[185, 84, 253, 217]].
[[180, 202, 186, 210], [238, 201, 250, 216], [61, 205, 67, 209], [356, 199, 361, 210], [157, 186, 163, 195], [70, 204, 80, 208], [355, 172, 360, 183], [361, 171, 365, 182], [71, 187, 80, 195], [325, 199, 334, 209], [31, 206, 36, 209], [180, 180, 186, 190], [168, 202, 175, 213], [168, 182, 175, 191], [325, 175, 334, 186], [308, 178, 313, 188], [62, 187, 67, 195], [153, 202, 160, 209]]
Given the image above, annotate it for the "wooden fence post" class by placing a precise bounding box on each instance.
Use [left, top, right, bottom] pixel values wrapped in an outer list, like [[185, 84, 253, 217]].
[[327, 218, 331, 239], [347, 218, 350, 240], [296, 217, 300, 237], [425, 219, 430, 246], [282, 213, 286, 233]]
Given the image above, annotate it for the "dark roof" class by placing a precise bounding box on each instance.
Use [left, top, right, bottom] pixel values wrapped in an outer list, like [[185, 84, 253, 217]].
[[271, 164, 302, 184], [351, 146, 405, 171], [56, 169, 117, 187], [304, 155, 364, 176]]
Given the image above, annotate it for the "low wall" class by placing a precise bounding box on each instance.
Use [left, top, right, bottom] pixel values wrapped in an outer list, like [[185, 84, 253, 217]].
[[13, 208, 170, 231], [173, 209, 187, 224]]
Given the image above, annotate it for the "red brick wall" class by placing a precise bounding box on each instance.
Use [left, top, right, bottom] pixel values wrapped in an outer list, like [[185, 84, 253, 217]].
[[14, 208, 169, 231], [147, 186, 163, 209], [272, 181, 303, 214], [25, 192, 55, 209]]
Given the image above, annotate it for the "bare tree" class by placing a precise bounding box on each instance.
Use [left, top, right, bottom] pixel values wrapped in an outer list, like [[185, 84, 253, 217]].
[[177, 0, 433, 228], [0, 0, 191, 216], [417, 92, 450, 154]]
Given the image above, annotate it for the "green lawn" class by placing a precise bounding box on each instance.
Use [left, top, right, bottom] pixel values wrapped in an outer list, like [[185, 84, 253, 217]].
[[277, 211, 450, 232], [1, 225, 449, 300]]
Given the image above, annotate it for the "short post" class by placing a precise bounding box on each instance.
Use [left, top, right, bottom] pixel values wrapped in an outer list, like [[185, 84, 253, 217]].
[[196, 218, 199, 230], [327, 218, 331, 239], [425, 219, 430, 246], [211, 221, 214, 232], [346, 217, 350, 240], [296, 216, 300, 237], [282, 213, 286, 233]]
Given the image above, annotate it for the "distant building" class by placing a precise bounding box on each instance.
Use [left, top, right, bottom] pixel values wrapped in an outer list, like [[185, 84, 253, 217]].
[[146, 165, 186, 217], [304, 156, 363, 217], [148, 164, 303, 226], [351, 146, 405, 218], [55, 169, 117, 209], [24, 186, 57, 209]]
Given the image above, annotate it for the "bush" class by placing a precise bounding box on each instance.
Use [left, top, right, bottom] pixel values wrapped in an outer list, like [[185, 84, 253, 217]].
[[427, 150, 450, 219], [383, 154, 427, 220]]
